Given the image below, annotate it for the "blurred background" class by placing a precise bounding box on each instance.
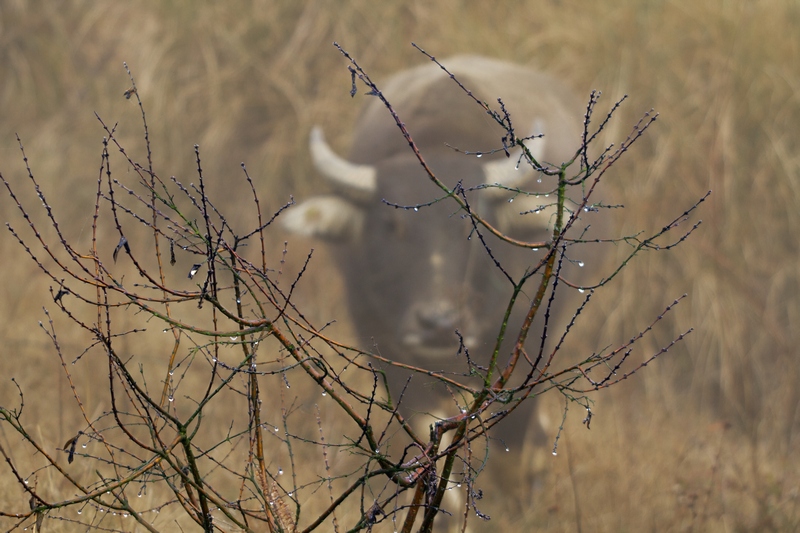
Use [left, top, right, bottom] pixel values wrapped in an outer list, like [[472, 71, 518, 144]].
[[0, 0, 798, 530]]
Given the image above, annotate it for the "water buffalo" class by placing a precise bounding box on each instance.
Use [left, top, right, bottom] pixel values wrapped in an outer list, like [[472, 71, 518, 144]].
[[284, 56, 587, 450]]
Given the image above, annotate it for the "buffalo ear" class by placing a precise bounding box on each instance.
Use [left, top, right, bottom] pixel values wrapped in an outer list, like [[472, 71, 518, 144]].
[[282, 195, 365, 242], [494, 194, 557, 237]]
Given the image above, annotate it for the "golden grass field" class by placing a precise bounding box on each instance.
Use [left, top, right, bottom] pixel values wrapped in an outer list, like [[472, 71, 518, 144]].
[[0, 0, 798, 531]]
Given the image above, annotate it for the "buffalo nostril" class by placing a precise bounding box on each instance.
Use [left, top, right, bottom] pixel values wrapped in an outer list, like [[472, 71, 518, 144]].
[[417, 302, 458, 332], [401, 301, 480, 355]]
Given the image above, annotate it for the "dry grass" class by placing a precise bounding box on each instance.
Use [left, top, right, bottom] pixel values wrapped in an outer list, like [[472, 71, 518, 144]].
[[0, 0, 798, 530]]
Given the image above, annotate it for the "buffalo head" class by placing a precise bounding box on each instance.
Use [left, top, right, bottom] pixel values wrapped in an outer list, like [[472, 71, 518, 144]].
[[284, 56, 588, 427]]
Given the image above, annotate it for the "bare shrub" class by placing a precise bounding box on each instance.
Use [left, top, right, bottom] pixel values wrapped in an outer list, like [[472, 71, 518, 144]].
[[0, 48, 704, 532]]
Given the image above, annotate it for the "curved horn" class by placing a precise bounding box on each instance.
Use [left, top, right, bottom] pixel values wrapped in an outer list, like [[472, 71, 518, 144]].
[[482, 120, 546, 199], [310, 126, 376, 201]]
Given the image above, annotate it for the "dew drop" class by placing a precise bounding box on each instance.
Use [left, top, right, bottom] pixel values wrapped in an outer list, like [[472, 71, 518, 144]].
[[578, 288, 585, 294], [168, 395, 174, 402], [274, 427, 280, 432], [552, 451, 558, 456], [515, 162, 520, 170], [321, 391, 326, 396], [236, 298, 241, 304], [507, 198, 513, 203], [532, 248, 539, 252], [82, 442, 87, 448], [77, 509, 82, 515], [168, 370, 174, 376], [476, 153, 483, 158], [537, 177, 542, 183], [288, 492, 293, 497], [505, 447, 510, 452], [278, 468, 283, 475], [578, 261, 585, 268], [413, 207, 419, 212]]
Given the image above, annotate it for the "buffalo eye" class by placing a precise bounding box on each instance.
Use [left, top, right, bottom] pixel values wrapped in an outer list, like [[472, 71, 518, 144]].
[[380, 211, 405, 238]]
